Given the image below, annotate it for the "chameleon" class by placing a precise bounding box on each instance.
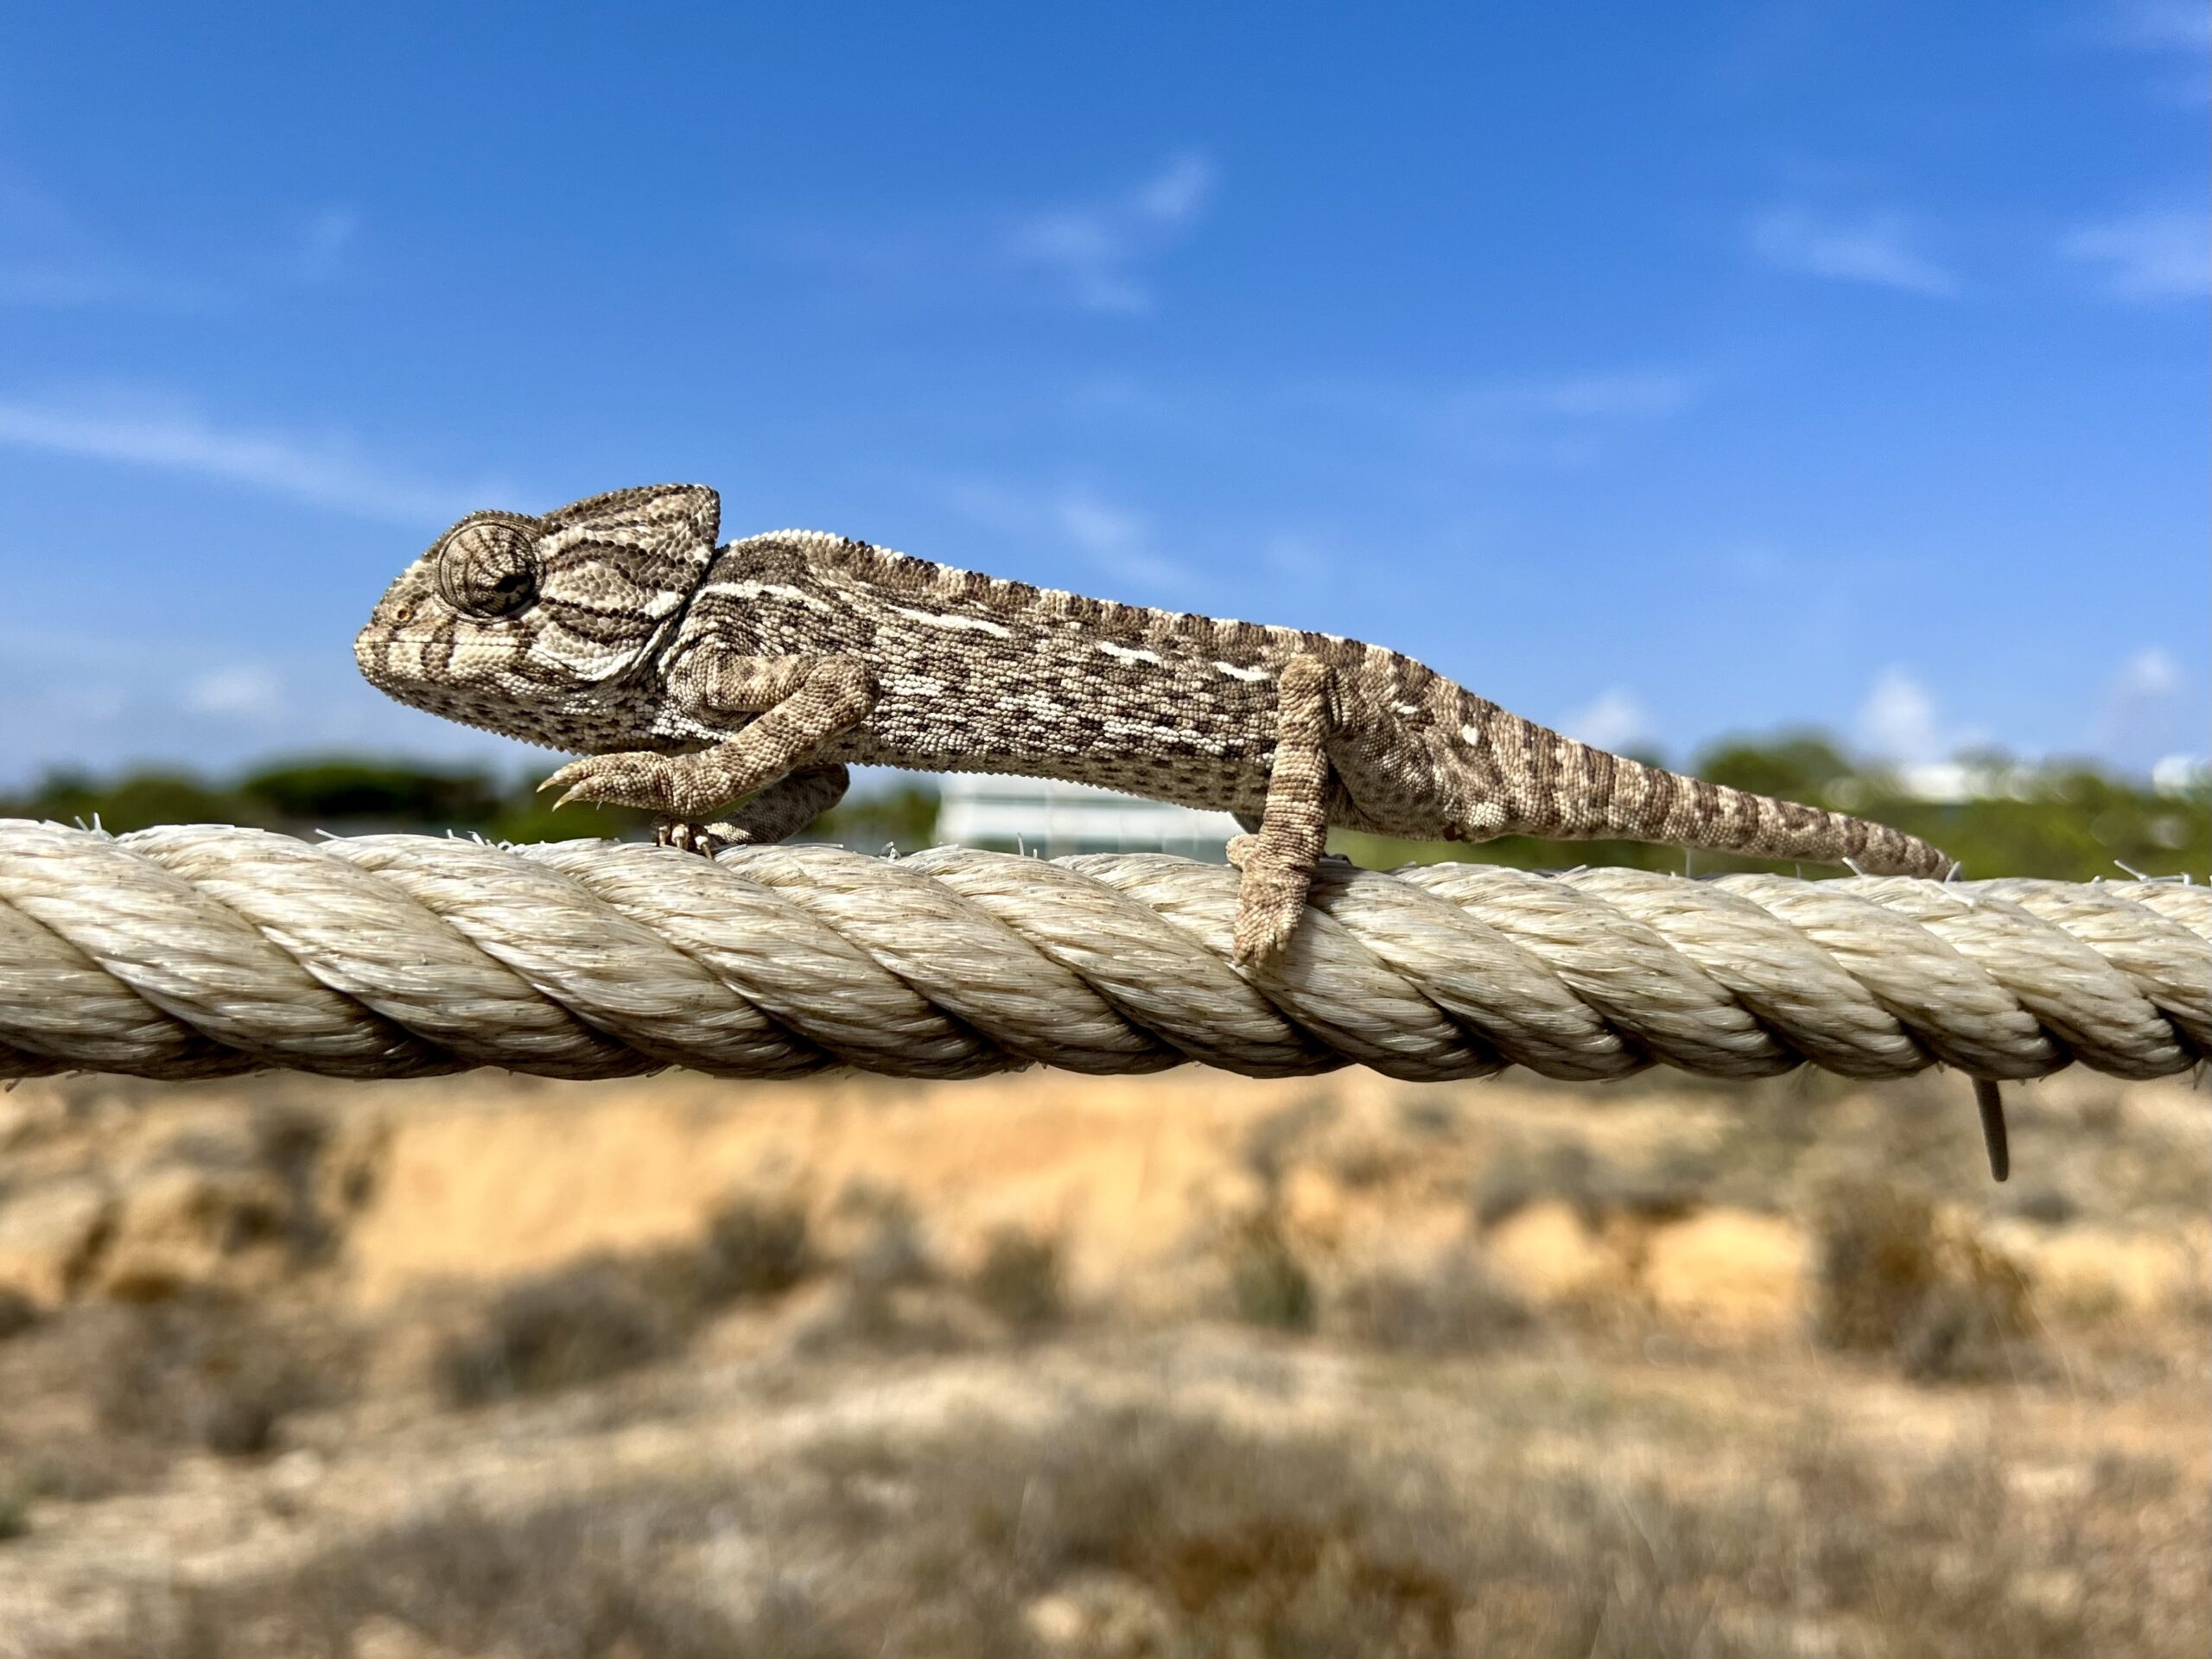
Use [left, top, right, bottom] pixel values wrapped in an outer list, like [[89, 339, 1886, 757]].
[[355, 483, 1953, 967]]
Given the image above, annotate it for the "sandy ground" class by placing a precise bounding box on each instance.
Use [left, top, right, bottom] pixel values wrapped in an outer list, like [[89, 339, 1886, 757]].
[[0, 1063, 2203, 1656]]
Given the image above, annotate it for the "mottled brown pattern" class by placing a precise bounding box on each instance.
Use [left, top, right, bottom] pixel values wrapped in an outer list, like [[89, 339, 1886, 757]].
[[357, 486, 1951, 962]]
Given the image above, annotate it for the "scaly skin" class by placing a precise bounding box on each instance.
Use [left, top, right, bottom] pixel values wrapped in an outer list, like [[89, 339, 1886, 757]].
[[356, 485, 1951, 964]]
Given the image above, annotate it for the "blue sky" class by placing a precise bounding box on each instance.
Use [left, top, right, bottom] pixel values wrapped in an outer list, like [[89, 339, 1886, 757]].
[[1, 2, 2204, 789]]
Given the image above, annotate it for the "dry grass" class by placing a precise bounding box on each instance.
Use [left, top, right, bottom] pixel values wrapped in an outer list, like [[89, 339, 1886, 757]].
[[2, 1068, 2200, 1650], [1330, 1248, 1532, 1353], [65, 1390, 2198, 1659]]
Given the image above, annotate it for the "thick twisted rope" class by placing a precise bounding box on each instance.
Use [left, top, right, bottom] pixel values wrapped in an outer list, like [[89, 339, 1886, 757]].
[[0, 820, 2203, 1092]]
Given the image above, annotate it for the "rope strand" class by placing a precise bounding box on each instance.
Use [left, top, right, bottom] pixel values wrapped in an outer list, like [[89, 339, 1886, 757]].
[[0, 819, 2202, 1089]]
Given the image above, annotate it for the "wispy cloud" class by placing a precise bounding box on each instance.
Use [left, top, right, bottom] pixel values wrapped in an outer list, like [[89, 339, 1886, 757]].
[[1449, 370, 1697, 423], [185, 664, 285, 721], [2107, 0, 2212, 50], [944, 479, 1198, 596], [0, 394, 490, 524], [1379, 368, 1698, 467], [2094, 2, 2212, 100], [2060, 208, 2209, 300], [0, 621, 514, 785], [0, 168, 366, 307], [1748, 206, 1959, 296], [1562, 688, 1652, 753], [1001, 153, 1213, 313], [1067, 364, 1700, 477], [0, 171, 198, 309], [769, 153, 1214, 315], [2098, 645, 2201, 766], [1856, 666, 1947, 763]]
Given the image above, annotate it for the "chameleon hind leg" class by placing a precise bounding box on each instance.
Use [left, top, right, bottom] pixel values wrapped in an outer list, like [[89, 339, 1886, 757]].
[[1226, 654, 1333, 964], [658, 764, 851, 853]]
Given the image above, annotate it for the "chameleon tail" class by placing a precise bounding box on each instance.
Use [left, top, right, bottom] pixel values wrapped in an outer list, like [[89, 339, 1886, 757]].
[[1465, 702, 1951, 877]]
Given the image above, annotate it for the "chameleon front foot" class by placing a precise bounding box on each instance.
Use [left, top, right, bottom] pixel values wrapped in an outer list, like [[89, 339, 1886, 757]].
[[538, 747, 748, 823], [540, 750, 688, 816]]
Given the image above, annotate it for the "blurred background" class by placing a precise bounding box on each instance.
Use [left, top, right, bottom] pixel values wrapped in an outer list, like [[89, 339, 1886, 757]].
[[0, 4, 2205, 1655]]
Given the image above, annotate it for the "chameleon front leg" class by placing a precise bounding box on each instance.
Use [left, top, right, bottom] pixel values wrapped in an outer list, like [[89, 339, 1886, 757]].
[[541, 654, 874, 843], [1226, 654, 1333, 964]]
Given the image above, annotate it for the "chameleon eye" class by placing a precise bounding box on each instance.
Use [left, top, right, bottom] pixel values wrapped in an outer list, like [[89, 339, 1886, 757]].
[[433, 517, 539, 619]]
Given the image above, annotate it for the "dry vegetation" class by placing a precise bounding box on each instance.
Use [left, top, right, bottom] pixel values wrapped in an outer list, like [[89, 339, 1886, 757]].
[[0, 1061, 2202, 1656]]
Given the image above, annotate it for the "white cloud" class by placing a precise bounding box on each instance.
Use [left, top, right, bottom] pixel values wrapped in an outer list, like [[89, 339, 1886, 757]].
[[1268, 365, 1698, 470], [186, 664, 283, 721], [2112, 645, 2183, 701], [2087, 3, 2211, 101], [0, 620, 526, 785], [2098, 645, 2199, 763], [2060, 208, 2209, 301], [2108, 0, 2212, 50], [1561, 688, 1651, 753], [2152, 753, 2208, 793], [1748, 207, 1959, 296], [1002, 153, 1214, 313], [0, 394, 487, 524], [769, 154, 1213, 315], [1856, 666, 1945, 763], [0, 171, 195, 309], [944, 479, 1197, 596]]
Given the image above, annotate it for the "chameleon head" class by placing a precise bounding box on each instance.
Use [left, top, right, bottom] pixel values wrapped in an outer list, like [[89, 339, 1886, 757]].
[[354, 485, 719, 749]]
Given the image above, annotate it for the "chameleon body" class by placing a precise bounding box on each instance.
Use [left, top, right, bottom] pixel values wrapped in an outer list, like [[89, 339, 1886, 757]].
[[356, 485, 1950, 963]]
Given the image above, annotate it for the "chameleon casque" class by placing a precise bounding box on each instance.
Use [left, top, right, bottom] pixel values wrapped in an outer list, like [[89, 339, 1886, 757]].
[[356, 484, 1951, 964]]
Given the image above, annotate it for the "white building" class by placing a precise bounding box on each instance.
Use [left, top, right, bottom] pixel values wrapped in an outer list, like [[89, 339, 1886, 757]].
[[935, 773, 1237, 860]]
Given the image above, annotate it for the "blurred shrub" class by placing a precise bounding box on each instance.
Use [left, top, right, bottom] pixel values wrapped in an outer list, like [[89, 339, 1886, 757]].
[[92, 1295, 333, 1457], [0, 1475, 27, 1542], [1471, 1136, 1707, 1230], [1331, 1250, 1532, 1353], [1226, 1217, 1315, 1332], [433, 1257, 676, 1407], [840, 1186, 936, 1292], [0, 1288, 37, 1342], [813, 781, 940, 853], [238, 759, 506, 825], [1814, 1179, 2033, 1382], [967, 1228, 1064, 1332], [695, 1195, 812, 1305], [13, 768, 247, 833]]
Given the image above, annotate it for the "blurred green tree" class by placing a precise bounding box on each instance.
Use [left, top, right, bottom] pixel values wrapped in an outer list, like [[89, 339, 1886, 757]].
[[1, 740, 2200, 880]]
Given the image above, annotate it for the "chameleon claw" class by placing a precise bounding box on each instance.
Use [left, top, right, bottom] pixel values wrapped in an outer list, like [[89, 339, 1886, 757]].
[[539, 757, 625, 812]]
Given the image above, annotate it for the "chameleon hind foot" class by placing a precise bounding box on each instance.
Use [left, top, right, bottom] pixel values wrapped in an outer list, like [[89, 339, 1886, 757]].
[[656, 819, 745, 855], [1225, 834, 1314, 965]]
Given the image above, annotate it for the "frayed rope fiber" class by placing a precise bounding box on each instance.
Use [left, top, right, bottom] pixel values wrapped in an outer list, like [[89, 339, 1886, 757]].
[[0, 819, 2205, 1088]]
